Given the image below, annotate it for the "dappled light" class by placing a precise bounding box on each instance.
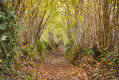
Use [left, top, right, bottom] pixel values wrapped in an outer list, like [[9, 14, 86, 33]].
[[0, 0, 119, 80]]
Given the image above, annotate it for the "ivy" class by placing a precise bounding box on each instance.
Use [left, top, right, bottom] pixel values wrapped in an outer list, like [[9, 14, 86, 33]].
[[0, 0, 20, 75]]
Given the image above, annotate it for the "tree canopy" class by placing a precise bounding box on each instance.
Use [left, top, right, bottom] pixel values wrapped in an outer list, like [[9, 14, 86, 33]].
[[0, 0, 119, 79]]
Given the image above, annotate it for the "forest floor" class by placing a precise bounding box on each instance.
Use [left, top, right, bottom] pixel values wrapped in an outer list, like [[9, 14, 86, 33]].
[[21, 47, 88, 80]]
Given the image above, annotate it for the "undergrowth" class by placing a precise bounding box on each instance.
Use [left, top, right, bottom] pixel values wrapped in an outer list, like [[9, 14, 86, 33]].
[[65, 43, 119, 80], [23, 45, 44, 61], [0, 0, 22, 79]]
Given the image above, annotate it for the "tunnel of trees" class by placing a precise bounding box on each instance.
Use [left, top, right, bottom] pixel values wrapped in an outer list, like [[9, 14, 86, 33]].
[[0, 0, 119, 79]]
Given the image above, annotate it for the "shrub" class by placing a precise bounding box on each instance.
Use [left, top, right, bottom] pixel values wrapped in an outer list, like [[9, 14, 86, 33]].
[[41, 40, 52, 50], [99, 50, 119, 72], [65, 42, 73, 53], [65, 44, 78, 63], [36, 41, 45, 53], [23, 45, 43, 61]]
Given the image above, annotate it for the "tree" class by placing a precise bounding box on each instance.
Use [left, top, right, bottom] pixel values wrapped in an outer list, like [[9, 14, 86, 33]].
[[0, 0, 19, 74]]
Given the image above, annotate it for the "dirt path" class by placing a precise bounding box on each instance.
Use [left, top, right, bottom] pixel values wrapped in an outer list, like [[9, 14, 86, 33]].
[[44, 47, 68, 65], [31, 47, 88, 80]]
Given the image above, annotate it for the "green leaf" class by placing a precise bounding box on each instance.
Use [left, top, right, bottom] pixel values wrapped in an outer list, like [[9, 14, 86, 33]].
[[10, 11, 15, 17], [0, 24, 6, 30], [1, 35, 7, 41]]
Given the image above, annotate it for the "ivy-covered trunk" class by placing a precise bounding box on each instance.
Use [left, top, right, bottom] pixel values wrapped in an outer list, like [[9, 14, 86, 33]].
[[0, 0, 19, 75]]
